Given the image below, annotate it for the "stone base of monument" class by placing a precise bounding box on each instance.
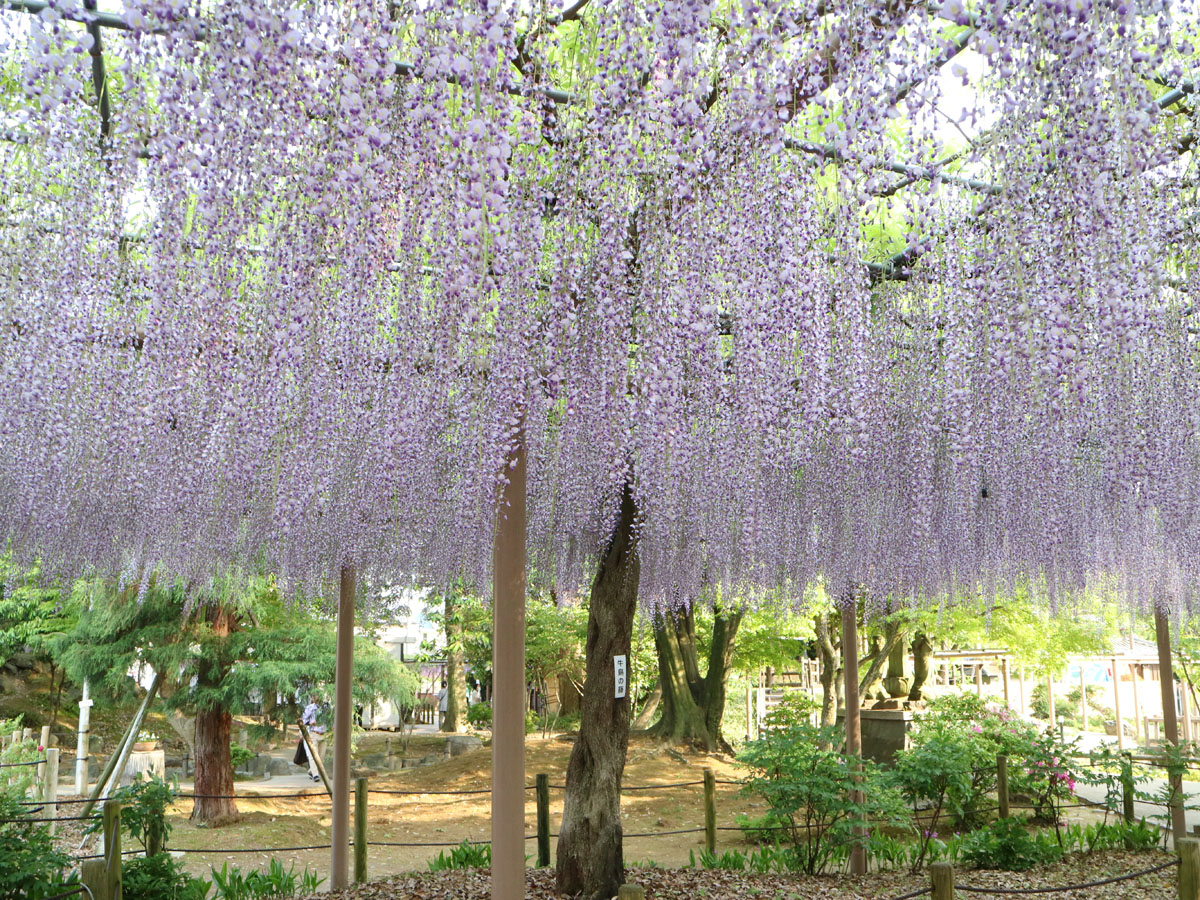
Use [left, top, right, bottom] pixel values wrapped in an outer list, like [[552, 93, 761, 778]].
[[836, 708, 916, 764]]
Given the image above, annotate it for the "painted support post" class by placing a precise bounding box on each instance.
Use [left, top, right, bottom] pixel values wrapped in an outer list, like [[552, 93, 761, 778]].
[[1132, 665, 1143, 747], [77, 679, 93, 795], [330, 565, 356, 891], [745, 682, 752, 743], [1180, 837, 1200, 900], [975, 661, 983, 698], [536, 773, 551, 867], [1112, 658, 1125, 750], [44, 748, 59, 835], [996, 755, 1009, 820], [930, 861, 954, 900], [841, 601, 866, 876], [354, 776, 367, 884], [617, 886, 645, 900], [103, 799, 122, 900], [1001, 657, 1010, 707], [1018, 666, 1026, 718], [703, 768, 716, 855], [1156, 606, 1187, 846], [492, 435, 527, 900]]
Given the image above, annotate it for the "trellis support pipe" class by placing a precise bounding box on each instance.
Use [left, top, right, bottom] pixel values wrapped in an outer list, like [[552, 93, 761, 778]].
[[330, 565, 356, 890], [841, 600, 866, 876], [77, 679, 92, 795], [493, 432, 527, 900]]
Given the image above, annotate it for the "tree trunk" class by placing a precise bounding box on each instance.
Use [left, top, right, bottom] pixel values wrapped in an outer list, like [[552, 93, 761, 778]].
[[909, 633, 933, 701], [857, 620, 905, 700], [816, 614, 839, 729], [442, 592, 467, 733], [632, 678, 662, 730], [649, 604, 742, 751], [191, 604, 238, 826], [556, 484, 640, 900]]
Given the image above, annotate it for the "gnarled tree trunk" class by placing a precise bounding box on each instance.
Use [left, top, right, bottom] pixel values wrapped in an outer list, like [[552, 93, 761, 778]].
[[191, 604, 238, 826], [556, 484, 640, 900], [909, 633, 933, 701], [649, 603, 743, 751], [815, 614, 840, 749]]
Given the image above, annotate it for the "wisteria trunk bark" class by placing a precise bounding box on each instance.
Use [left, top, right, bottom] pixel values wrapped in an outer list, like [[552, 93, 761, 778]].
[[649, 604, 742, 751], [191, 604, 238, 826], [556, 483, 640, 900], [908, 633, 933, 701]]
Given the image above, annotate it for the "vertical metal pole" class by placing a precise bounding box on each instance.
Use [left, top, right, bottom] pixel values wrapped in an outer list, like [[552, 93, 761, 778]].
[[841, 601, 866, 875], [330, 565, 356, 890], [45, 748, 59, 835], [1019, 666, 1026, 718], [975, 660, 983, 698], [1156, 605, 1187, 846], [77, 679, 92, 795], [1112, 658, 1125, 750], [745, 682, 752, 743], [492, 435, 527, 900], [1001, 657, 1011, 708]]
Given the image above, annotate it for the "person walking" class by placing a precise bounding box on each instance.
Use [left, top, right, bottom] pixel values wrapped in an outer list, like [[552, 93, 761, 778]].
[[437, 680, 448, 729], [301, 697, 326, 782]]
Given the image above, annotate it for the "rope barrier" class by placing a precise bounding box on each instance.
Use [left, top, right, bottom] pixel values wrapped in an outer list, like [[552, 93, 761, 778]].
[[887, 888, 931, 900], [956, 857, 1179, 894], [0, 758, 41, 768], [367, 787, 492, 796], [40, 886, 88, 900]]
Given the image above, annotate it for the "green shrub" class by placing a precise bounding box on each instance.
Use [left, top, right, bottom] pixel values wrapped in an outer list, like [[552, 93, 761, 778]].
[[210, 860, 323, 899], [467, 703, 492, 727], [428, 840, 491, 871], [0, 717, 39, 800], [0, 793, 79, 900], [907, 694, 1041, 828], [85, 773, 178, 854], [123, 852, 211, 900], [960, 818, 1063, 871], [230, 743, 256, 769], [1029, 682, 1073, 723], [893, 732, 976, 870], [738, 717, 907, 875], [735, 810, 792, 843]]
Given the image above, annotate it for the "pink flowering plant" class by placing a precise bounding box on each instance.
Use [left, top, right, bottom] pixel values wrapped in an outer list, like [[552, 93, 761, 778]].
[[1015, 731, 1081, 832], [908, 695, 1041, 828]]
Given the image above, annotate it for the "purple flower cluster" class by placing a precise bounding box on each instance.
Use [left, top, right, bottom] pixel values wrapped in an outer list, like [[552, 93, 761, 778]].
[[0, 0, 1195, 613]]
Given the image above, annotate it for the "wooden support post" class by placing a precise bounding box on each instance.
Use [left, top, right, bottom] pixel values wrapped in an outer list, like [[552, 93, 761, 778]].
[[841, 601, 866, 876], [37, 725, 50, 788], [1019, 665, 1026, 718], [745, 682, 752, 742], [103, 799, 122, 900], [354, 776, 367, 884], [44, 748, 59, 835], [492, 435, 527, 900], [975, 661, 983, 698], [330, 565, 356, 891], [1047, 673, 1057, 730], [1156, 606, 1187, 846], [930, 861, 954, 900], [617, 886, 646, 900], [536, 773, 550, 867], [1121, 757, 1135, 831], [703, 768, 716, 855], [1180, 837, 1200, 900], [997, 755, 1009, 820], [82, 859, 110, 900], [77, 679, 93, 795], [1112, 658, 1125, 750], [1001, 657, 1011, 708]]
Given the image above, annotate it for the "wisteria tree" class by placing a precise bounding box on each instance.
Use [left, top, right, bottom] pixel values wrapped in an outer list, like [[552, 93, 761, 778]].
[[0, 0, 1197, 897]]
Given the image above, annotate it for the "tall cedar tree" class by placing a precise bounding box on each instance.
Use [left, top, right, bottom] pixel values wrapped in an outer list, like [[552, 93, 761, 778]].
[[56, 578, 416, 825]]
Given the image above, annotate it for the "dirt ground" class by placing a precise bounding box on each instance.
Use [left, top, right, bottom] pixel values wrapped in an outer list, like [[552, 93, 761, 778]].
[[154, 733, 757, 884]]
